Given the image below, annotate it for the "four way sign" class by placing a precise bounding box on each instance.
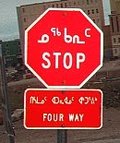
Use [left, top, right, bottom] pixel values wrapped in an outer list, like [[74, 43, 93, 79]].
[[25, 8, 103, 88], [24, 89, 103, 129]]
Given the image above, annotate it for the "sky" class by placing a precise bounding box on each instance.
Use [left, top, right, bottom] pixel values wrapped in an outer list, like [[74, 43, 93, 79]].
[[0, 0, 111, 41]]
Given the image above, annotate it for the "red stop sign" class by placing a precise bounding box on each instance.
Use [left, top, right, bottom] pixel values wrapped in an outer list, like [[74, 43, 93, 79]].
[[25, 8, 103, 88]]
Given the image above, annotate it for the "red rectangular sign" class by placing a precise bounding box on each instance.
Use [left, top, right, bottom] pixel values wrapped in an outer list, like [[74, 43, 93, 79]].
[[24, 89, 103, 129]]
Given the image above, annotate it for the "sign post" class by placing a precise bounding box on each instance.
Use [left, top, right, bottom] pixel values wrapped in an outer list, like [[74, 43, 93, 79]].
[[0, 40, 15, 143], [57, 130, 67, 143], [24, 8, 103, 143]]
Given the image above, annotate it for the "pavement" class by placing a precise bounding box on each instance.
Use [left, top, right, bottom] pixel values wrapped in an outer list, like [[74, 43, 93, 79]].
[[7, 77, 41, 87], [0, 107, 120, 143], [100, 59, 120, 72], [1, 59, 119, 142], [83, 139, 120, 143]]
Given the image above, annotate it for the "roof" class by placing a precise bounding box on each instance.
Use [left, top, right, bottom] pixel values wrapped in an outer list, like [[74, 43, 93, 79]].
[[18, 0, 66, 8]]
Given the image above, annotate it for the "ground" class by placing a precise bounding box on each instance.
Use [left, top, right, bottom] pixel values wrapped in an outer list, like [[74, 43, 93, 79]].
[[0, 60, 120, 142], [0, 108, 120, 143]]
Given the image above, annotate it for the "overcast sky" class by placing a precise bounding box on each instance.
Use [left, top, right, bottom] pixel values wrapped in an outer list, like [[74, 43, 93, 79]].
[[0, 0, 111, 41]]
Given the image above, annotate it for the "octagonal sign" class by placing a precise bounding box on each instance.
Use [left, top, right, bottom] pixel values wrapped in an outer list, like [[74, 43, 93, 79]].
[[25, 8, 103, 88]]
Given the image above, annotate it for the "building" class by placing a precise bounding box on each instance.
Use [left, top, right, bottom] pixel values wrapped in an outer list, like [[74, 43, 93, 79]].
[[103, 25, 112, 60], [17, 0, 105, 59], [109, 0, 120, 58], [110, 0, 120, 13], [2, 39, 22, 67]]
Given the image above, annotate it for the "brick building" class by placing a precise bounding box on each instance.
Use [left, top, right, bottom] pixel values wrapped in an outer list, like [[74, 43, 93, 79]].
[[17, 0, 105, 59], [2, 39, 22, 67], [109, 0, 120, 58]]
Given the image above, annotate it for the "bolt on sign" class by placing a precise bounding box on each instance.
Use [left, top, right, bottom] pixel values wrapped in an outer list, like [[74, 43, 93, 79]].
[[24, 89, 103, 129], [25, 8, 103, 88]]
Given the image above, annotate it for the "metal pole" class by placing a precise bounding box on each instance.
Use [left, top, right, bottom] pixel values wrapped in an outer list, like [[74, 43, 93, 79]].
[[57, 89, 67, 143], [57, 129, 67, 143], [0, 40, 15, 143]]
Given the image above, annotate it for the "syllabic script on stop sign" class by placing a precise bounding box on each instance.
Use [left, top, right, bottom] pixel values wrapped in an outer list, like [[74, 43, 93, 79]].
[[25, 8, 103, 88]]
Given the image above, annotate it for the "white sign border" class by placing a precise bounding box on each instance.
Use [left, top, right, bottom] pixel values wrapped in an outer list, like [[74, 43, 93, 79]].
[[24, 88, 103, 130]]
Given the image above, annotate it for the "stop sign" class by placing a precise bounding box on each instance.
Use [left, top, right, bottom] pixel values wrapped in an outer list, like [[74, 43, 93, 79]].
[[25, 8, 103, 88]]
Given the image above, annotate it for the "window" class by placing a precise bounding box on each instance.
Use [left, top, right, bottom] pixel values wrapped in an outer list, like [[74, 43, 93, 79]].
[[88, 10, 90, 15], [24, 18, 26, 22], [93, 19, 95, 23], [116, 16, 119, 32], [52, 4, 55, 8], [87, 0, 89, 5], [65, 3, 67, 7], [61, 3, 63, 8], [111, 17, 114, 33], [56, 4, 59, 8], [113, 38, 116, 43], [82, 0, 84, 5], [118, 38, 120, 43], [74, 2, 76, 5], [97, 19, 99, 23], [92, 9, 94, 14], [18, 42, 20, 46], [43, 5, 46, 10], [6, 49, 10, 55], [114, 49, 118, 54], [22, 8, 25, 13], [96, 9, 99, 13]]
